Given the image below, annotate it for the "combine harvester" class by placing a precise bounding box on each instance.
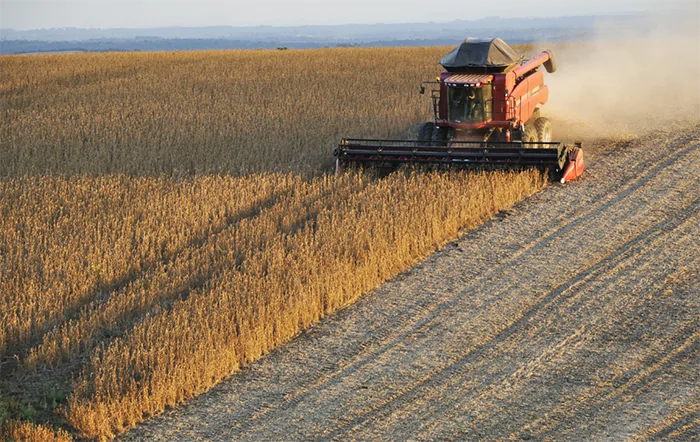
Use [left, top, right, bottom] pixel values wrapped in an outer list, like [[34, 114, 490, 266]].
[[334, 38, 584, 183]]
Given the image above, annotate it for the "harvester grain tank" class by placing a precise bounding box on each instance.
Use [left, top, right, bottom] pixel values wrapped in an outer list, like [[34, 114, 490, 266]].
[[334, 38, 584, 183]]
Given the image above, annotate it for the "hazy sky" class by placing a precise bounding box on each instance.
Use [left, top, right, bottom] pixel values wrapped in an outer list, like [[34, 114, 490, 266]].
[[0, 0, 682, 30]]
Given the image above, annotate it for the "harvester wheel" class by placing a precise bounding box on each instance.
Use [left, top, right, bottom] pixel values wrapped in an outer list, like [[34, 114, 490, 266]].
[[523, 125, 538, 145], [433, 126, 450, 145], [418, 122, 435, 143], [535, 117, 552, 147]]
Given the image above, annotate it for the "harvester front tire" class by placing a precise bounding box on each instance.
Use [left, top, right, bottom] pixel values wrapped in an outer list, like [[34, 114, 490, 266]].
[[433, 126, 450, 145], [418, 122, 435, 142], [535, 117, 552, 147]]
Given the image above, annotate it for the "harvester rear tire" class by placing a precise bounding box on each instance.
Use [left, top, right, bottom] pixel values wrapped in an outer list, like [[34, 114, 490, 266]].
[[418, 122, 435, 142], [523, 125, 538, 145], [535, 117, 552, 147]]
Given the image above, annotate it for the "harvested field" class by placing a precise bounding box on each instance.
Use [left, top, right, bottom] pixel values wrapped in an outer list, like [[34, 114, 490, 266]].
[[119, 124, 700, 441]]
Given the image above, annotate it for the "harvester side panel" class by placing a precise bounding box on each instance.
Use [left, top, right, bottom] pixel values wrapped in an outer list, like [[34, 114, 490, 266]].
[[492, 73, 513, 122], [509, 69, 549, 126]]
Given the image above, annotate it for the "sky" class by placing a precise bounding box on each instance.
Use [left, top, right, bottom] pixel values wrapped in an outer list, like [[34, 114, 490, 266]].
[[0, 0, 683, 30]]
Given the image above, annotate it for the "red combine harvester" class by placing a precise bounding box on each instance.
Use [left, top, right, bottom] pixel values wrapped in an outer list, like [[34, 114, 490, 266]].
[[334, 38, 584, 183]]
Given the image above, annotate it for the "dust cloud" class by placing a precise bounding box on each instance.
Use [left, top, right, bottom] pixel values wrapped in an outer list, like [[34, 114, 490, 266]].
[[537, 1, 700, 142]]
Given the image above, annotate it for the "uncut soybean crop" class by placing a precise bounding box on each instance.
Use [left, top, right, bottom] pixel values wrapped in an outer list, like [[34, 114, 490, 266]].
[[0, 46, 544, 441]]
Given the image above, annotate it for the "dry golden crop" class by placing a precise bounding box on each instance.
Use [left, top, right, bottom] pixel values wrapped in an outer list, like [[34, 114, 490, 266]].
[[1, 46, 544, 440], [1, 47, 453, 177], [1, 419, 73, 442]]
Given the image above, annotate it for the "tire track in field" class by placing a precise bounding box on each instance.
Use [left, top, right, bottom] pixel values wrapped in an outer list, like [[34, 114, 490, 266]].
[[430, 208, 700, 441], [457, 228, 700, 441], [527, 321, 700, 442], [353, 226, 700, 441], [429, 251, 700, 441], [209, 134, 700, 440], [319, 196, 700, 441], [635, 403, 700, 441], [654, 415, 700, 441], [497, 323, 700, 442]]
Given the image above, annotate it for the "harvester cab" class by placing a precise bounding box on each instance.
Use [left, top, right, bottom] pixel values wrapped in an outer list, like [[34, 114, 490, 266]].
[[445, 83, 487, 124], [335, 37, 584, 183]]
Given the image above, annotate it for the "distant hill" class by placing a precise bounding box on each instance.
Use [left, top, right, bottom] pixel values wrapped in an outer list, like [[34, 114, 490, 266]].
[[0, 13, 663, 55]]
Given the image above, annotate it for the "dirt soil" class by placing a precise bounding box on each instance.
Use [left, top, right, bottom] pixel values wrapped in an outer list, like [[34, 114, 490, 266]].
[[120, 124, 700, 441]]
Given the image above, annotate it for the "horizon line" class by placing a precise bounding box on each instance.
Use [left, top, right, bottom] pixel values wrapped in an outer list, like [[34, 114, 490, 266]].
[[0, 12, 650, 33]]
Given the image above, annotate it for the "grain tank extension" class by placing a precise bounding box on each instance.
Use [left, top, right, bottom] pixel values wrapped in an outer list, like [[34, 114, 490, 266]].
[[334, 38, 584, 183]]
